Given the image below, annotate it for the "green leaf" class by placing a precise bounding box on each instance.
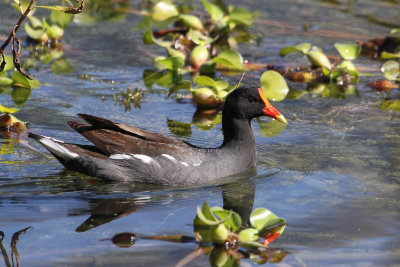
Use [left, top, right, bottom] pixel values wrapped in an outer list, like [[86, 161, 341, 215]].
[[280, 43, 311, 57], [381, 60, 400, 81], [0, 104, 19, 114], [166, 48, 186, 60], [0, 76, 13, 86], [143, 30, 174, 48], [46, 25, 64, 39], [259, 119, 287, 138], [250, 208, 286, 232], [211, 207, 242, 232], [213, 49, 244, 70], [199, 61, 216, 75], [381, 51, 400, 59], [238, 228, 259, 242], [338, 60, 356, 71], [27, 15, 43, 28], [1, 55, 15, 71], [381, 99, 400, 111], [334, 43, 361, 60], [152, 1, 179, 21], [201, 0, 224, 21], [195, 76, 218, 90], [188, 29, 218, 46], [11, 71, 40, 89], [212, 223, 229, 244], [259, 70, 289, 102], [154, 56, 185, 71], [51, 58, 75, 74], [390, 28, 400, 34], [228, 7, 253, 26], [156, 71, 183, 89], [194, 202, 220, 227], [24, 22, 45, 40], [179, 14, 203, 30], [36, 5, 76, 12], [11, 86, 31, 105], [50, 10, 74, 28], [306, 50, 332, 69]]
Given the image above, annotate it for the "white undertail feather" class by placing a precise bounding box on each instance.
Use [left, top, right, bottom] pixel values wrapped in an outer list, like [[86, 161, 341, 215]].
[[38, 136, 78, 160]]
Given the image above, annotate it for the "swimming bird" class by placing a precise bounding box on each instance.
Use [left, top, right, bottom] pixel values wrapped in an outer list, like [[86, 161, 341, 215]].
[[29, 86, 287, 185]]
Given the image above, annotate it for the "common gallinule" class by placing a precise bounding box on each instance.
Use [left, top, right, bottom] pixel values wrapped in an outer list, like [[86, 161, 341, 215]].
[[29, 86, 287, 185]]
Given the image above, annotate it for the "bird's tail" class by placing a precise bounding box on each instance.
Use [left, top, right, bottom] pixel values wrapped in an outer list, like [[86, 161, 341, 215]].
[[28, 133, 78, 165]]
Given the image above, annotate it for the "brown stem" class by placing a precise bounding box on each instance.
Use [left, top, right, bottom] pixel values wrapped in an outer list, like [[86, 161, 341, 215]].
[[0, 0, 35, 54]]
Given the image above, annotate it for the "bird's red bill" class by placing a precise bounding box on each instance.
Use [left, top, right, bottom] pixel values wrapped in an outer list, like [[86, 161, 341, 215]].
[[257, 88, 287, 124]]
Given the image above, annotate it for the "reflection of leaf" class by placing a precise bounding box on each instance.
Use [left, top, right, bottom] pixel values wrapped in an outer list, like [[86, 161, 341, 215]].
[[280, 43, 311, 57], [156, 71, 183, 89], [260, 70, 289, 102], [154, 56, 185, 71], [166, 118, 192, 137], [334, 43, 361, 60], [381, 99, 400, 111], [152, 1, 179, 21], [143, 69, 164, 89], [51, 58, 74, 74], [259, 119, 287, 138], [167, 80, 192, 97], [11, 87, 32, 105]]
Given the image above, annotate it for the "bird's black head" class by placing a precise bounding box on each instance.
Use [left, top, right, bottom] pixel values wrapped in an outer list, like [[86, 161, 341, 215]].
[[222, 86, 287, 123]]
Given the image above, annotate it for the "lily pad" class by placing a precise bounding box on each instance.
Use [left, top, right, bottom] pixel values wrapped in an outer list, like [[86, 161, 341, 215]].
[[259, 70, 289, 102], [280, 43, 311, 57], [152, 1, 179, 21], [334, 43, 361, 60]]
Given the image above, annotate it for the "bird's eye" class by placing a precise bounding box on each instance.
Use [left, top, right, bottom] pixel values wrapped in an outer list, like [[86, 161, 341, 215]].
[[248, 96, 257, 103]]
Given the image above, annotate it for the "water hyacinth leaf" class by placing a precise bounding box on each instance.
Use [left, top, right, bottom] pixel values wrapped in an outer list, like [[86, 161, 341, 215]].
[[194, 202, 219, 226], [143, 30, 156, 45], [381, 60, 400, 80], [238, 228, 259, 242], [215, 81, 229, 91], [260, 70, 289, 102], [306, 50, 331, 69], [228, 7, 253, 26], [188, 29, 218, 46], [259, 119, 287, 137], [213, 49, 244, 70], [24, 23, 45, 40], [2, 55, 15, 71], [201, 0, 224, 21], [11, 86, 31, 105], [36, 5, 77, 12], [166, 47, 186, 60], [0, 76, 13, 86], [152, 1, 179, 21], [390, 28, 400, 34], [51, 58, 75, 74], [212, 223, 229, 244], [144, 31, 173, 47], [50, 11, 74, 28], [0, 104, 19, 114], [179, 14, 203, 30], [156, 71, 182, 89], [47, 25, 64, 39], [192, 87, 221, 108], [334, 43, 361, 60], [250, 208, 286, 232], [199, 61, 216, 75], [381, 51, 400, 59], [211, 207, 242, 231], [189, 46, 209, 69], [339, 60, 356, 71], [280, 43, 311, 57], [11, 72, 40, 89], [154, 56, 185, 71], [27, 15, 43, 28], [143, 70, 164, 89], [194, 76, 218, 90]]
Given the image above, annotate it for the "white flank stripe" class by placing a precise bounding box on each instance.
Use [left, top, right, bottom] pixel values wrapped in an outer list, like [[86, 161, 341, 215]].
[[180, 162, 189, 166], [110, 154, 132, 160], [132, 154, 153, 164], [161, 154, 178, 162], [39, 137, 78, 159]]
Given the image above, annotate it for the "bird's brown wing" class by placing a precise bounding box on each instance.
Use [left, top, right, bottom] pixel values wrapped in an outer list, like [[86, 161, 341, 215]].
[[68, 114, 193, 157]]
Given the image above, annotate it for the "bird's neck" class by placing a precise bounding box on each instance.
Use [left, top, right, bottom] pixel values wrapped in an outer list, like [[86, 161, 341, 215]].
[[221, 115, 255, 150]]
